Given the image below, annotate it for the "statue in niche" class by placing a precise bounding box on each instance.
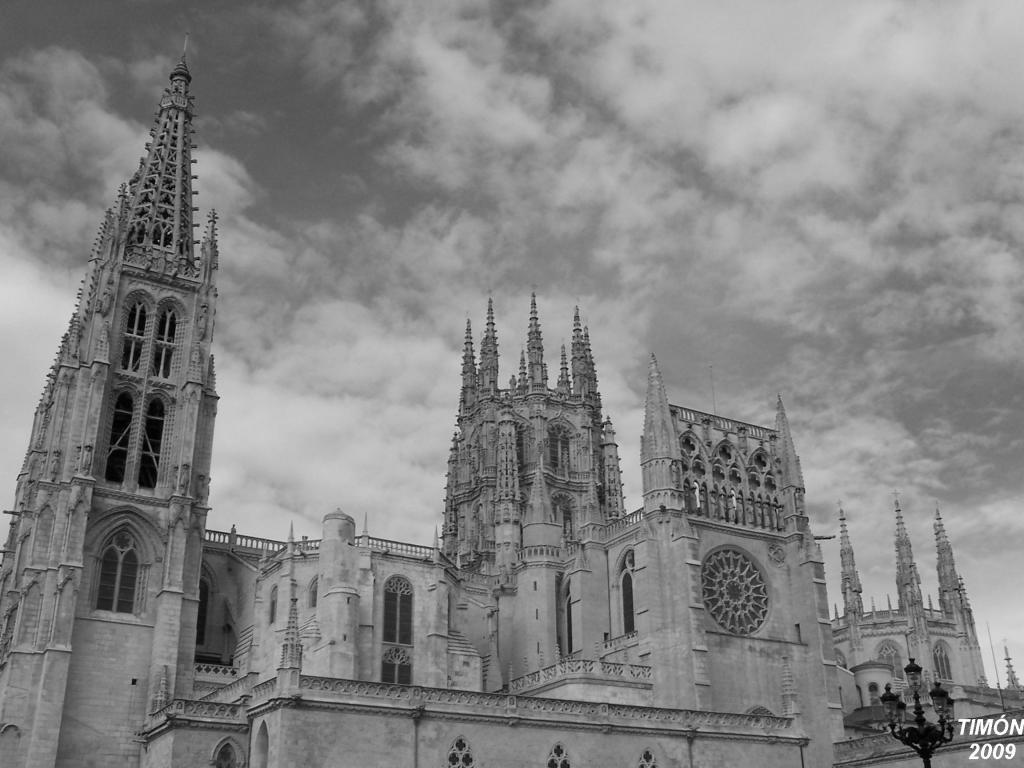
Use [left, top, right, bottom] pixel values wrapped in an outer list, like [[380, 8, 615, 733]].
[[49, 450, 61, 481], [197, 303, 209, 339]]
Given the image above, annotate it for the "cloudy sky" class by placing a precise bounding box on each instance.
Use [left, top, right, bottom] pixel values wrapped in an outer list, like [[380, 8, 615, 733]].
[[2, 1, 1023, 684]]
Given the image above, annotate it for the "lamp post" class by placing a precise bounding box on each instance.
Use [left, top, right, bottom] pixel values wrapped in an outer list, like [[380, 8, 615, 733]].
[[879, 658, 955, 767]]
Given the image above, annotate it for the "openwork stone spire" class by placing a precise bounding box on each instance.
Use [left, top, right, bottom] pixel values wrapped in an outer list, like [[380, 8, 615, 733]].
[[479, 297, 499, 392], [838, 505, 864, 615], [526, 293, 547, 390], [279, 594, 303, 670], [893, 495, 923, 613], [934, 506, 963, 616], [124, 55, 198, 273]]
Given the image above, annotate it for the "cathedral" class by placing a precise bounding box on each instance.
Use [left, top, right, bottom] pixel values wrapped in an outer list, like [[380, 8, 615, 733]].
[[0, 58, 1018, 768]]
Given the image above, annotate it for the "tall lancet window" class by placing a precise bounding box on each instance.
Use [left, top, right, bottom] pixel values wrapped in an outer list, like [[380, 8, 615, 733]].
[[96, 531, 139, 613], [105, 393, 134, 483], [121, 303, 148, 372], [933, 642, 953, 681], [151, 309, 177, 378], [138, 399, 165, 488], [620, 549, 636, 635], [382, 576, 413, 684]]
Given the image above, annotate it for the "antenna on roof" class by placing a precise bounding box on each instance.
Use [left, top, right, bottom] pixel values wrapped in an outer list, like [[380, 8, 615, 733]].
[[709, 364, 717, 415]]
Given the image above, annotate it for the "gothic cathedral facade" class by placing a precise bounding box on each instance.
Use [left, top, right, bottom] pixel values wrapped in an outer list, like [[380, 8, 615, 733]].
[[6, 57, 998, 768]]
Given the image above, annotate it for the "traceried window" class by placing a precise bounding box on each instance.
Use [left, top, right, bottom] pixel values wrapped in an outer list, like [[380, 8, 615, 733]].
[[553, 495, 574, 541], [105, 393, 134, 483], [548, 424, 571, 472], [382, 646, 412, 685], [137, 399, 165, 488], [382, 576, 413, 684], [933, 642, 953, 681], [637, 748, 657, 768], [268, 585, 278, 625], [876, 640, 904, 679], [308, 577, 318, 609], [546, 743, 570, 768], [701, 548, 769, 636], [121, 303, 148, 372], [96, 531, 139, 613], [151, 309, 177, 378], [620, 550, 636, 635], [447, 736, 475, 767]]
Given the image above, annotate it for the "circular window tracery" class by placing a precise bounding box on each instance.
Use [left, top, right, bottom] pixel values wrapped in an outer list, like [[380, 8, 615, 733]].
[[701, 548, 769, 635]]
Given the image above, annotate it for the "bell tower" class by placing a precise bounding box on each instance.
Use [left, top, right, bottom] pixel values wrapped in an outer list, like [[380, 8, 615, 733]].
[[0, 56, 220, 768]]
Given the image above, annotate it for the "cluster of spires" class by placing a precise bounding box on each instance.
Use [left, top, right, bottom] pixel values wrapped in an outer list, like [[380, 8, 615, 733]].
[[836, 496, 973, 621], [461, 295, 599, 410]]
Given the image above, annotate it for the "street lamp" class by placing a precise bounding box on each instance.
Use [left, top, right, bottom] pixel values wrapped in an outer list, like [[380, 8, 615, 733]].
[[879, 658, 955, 767]]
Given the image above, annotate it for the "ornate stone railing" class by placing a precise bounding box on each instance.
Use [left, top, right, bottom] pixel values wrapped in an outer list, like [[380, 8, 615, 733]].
[[250, 679, 276, 700], [671, 406, 774, 441], [152, 698, 246, 722], [194, 662, 238, 679], [199, 673, 255, 703], [294, 677, 793, 732], [358, 535, 434, 559], [508, 658, 653, 693], [205, 528, 286, 552]]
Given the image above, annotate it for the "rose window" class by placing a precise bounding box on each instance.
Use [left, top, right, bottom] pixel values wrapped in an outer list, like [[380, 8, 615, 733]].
[[701, 549, 769, 635]]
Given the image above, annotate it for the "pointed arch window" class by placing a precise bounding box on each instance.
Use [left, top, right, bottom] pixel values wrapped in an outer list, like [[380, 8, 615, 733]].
[[548, 425, 571, 473], [546, 743, 571, 768], [382, 576, 413, 683], [96, 531, 139, 613], [268, 585, 278, 625], [447, 736, 475, 767], [637, 748, 657, 768], [383, 576, 413, 645], [151, 309, 177, 378], [137, 399, 165, 488], [620, 550, 636, 635], [213, 743, 238, 768], [876, 640, 904, 679], [933, 642, 953, 681], [121, 303, 148, 372], [308, 577, 318, 609], [105, 393, 134, 483]]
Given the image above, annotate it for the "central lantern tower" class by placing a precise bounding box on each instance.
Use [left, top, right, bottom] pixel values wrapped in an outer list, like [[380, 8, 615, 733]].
[[442, 296, 625, 574]]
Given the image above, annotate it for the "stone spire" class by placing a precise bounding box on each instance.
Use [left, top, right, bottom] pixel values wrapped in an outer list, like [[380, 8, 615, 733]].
[[279, 592, 303, 670], [934, 506, 962, 616], [641, 354, 683, 512], [893, 495, 923, 613], [460, 319, 477, 410], [517, 349, 528, 394], [525, 452, 553, 526], [838, 505, 863, 616], [1005, 645, 1021, 691], [479, 297, 499, 393], [600, 417, 625, 518], [526, 293, 547, 391], [571, 307, 587, 396], [774, 395, 804, 491], [123, 55, 198, 270], [556, 345, 571, 394]]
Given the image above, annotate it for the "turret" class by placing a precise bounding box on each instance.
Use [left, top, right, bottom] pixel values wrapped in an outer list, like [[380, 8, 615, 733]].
[[317, 509, 359, 677], [600, 417, 625, 518]]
